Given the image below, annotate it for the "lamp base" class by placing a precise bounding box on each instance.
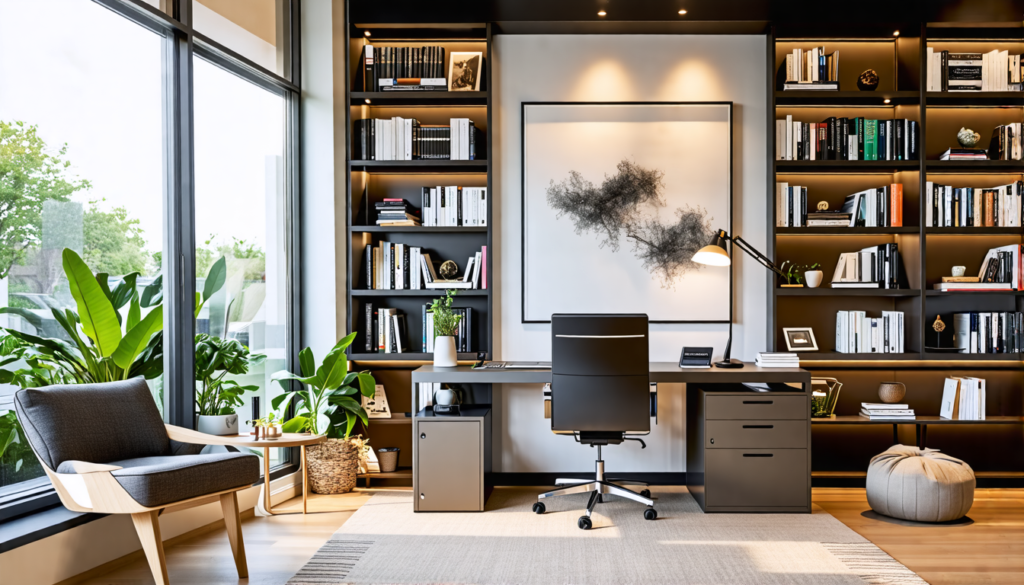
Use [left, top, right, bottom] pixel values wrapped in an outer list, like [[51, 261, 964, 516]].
[[714, 359, 744, 369]]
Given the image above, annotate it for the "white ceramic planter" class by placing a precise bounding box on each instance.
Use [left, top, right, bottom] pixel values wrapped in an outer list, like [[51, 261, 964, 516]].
[[433, 336, 458, 368], [197, 414, 239, 436], [805, 270, 824, 288]]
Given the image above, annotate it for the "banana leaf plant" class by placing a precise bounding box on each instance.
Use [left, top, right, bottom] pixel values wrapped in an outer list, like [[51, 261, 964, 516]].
[[195, 333, 265, 416], [270, 332, 376, 439]]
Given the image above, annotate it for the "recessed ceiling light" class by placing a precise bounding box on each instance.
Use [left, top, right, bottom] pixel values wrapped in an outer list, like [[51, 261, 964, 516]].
[[884, 98, 891, 104], [893, 30, 899, 36], [597, 10, 607, 16], [364, 31, 371, 37], [365, 99, 371, 104], [678, 9, 687, 15]]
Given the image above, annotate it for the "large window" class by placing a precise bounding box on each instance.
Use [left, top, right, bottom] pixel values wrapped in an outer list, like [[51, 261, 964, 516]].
[[0, 0, 299, 520]]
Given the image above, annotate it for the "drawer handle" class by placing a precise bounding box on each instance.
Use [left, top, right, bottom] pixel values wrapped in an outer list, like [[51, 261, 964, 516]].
[[743, 453, 774, 458], [742, 400, 773, 405], [420, 433, 426, 439], [742, 425, 774, 429]]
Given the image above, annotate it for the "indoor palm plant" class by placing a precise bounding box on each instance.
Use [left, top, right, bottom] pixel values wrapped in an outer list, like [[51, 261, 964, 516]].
[[430, 289, 462, 367], [271, 332, 376, 493]]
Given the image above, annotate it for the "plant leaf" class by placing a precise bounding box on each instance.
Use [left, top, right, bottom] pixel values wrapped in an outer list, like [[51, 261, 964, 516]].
[[63, 249, 122, 357], [112, 305, 163, 370], [298, 347, 315, 379], [126, 294, 141, 331], [0, 307, 42, 330], [357, 373, 376, 397], [140, 274, 163, 308], [109, 273, 139, 311], [282, 416, 308, 433], [203, 257, 227, 301]]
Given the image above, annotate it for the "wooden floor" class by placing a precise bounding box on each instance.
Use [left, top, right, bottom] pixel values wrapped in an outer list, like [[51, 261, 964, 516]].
[[75, 487, 1023, 585]]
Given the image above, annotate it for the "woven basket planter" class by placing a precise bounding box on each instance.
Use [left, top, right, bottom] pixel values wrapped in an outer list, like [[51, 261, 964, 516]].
[[306, 439, 359, 494]]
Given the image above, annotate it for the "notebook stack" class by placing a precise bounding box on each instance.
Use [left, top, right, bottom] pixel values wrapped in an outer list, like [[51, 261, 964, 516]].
[[939, 148, 988, 160], [376, 198, 420, 226], [860, 403, 915, 420], [755, 352, 800, 368]]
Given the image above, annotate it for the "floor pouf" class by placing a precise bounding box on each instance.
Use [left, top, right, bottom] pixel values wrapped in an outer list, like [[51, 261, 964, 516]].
[[866, 445, 975, 522]]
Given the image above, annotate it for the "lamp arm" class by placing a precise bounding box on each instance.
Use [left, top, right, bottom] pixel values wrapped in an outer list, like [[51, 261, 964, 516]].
[[729, 236, 786, 280]]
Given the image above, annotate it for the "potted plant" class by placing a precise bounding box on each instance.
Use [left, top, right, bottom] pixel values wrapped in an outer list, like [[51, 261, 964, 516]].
[[271, 332, 376, 494], [430, 290, 462, 368], [249, 412, 283, 440], [778, 261, 821, 288], [195, 334, 266, 435]]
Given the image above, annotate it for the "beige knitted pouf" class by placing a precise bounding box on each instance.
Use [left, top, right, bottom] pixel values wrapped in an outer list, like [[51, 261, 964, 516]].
[[866, 445, 975, 522]]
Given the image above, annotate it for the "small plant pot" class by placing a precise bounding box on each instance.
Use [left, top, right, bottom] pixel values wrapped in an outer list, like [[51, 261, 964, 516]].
[[263, 425, 282, 440], [805, 270, 824, 288], [377, 447, 400, 473], [433, 335, 458, 368], [197, 414, 239, 436]]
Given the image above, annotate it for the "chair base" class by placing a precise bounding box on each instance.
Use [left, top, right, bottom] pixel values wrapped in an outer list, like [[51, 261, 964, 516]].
[[540, 479, 654, 517]]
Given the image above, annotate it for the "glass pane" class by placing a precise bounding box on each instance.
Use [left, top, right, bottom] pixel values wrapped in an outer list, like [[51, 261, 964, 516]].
[[194, 0, 289, 77], [139, 0, 173, 14], [0, 0, 166, 489], [193, 57, 288, 467]]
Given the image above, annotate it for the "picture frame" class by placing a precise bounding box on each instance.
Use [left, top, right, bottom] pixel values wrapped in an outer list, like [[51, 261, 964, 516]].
[[448, 51, 482, 91], [783, 327, 818, 352]]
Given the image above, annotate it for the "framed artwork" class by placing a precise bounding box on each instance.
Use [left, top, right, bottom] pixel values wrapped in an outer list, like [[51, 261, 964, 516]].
[[521, 102, 733, 323], [783, 327, 818, 352], [448, 52, 482, 91]]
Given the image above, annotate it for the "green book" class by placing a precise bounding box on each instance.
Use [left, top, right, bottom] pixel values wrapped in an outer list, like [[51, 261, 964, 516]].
[[865, 120, 877, 161]]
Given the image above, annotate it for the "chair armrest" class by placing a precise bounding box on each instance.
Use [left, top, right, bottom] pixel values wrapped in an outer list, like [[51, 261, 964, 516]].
[[61, 461, 123, 474], [165, 424, 244, 446]]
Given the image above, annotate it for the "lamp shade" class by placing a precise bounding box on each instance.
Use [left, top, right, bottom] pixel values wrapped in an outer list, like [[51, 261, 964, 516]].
[[693, 230, 731, 266]]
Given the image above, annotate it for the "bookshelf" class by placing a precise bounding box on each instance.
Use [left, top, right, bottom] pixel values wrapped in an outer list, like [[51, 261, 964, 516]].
[[344, 20, 494, 484], [769, 22, 1024, 483]]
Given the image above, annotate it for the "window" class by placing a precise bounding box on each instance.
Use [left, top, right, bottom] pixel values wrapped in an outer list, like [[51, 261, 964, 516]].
[[193, 57, 290, 466], [0, 0, 165, 491], [194, 0, 290, 77]]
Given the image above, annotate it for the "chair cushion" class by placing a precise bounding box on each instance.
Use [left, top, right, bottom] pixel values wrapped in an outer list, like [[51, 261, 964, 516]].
[[15, 379, 170, 471], [62, 452, 260, 508], [866, 445, 975, 522]]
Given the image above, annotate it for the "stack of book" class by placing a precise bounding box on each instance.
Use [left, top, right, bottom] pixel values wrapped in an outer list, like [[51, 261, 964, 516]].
[[953, 311, 1023, 354], [835, 310, 905, 353], [925, 181, 1022, 227], [776, 116, 918, 161], [376, 198, 420, 226], [941, 377, 986, 420], [421, 186, 487, 227], [424, 247, 486, 290], [351, 118, 481, 161], [782, 46, 839, 90], [755, 352, 799, 367], [362, 306, 410, 354], [990, 123, 1022, 160], [423, 306, 473, 352], [927, 48, 1024, 92], [831, 244, 906, 289], [934, 244, 1021, 292], [939, 148, 987, 161], [362, 45, 447, 91], [860, 403, 915, 420], [806, 211, 852, 227]]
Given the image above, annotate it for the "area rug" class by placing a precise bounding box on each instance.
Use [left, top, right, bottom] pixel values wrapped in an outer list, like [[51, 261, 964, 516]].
[[288, 489, 926, 585]]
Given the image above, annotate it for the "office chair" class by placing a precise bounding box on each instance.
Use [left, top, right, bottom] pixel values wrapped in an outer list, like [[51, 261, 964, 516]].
[[532, 314, 656, 529]]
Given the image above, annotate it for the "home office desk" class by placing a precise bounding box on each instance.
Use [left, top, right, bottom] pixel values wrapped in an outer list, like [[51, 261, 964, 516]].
[[410, 363, 812, 513]]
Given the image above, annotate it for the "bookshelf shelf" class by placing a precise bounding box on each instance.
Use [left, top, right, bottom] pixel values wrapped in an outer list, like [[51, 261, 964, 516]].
[[776, 288, 921, 297], [352, 289, 488, 297], [925, 290, 1023, 296], [813, 415, 1024, 425], [921, 352, 1022, 361], [351, 91, 488, 106], [366, 416, 412, 425], [775, 90, 919, 106], [352, 226, 488, 233], [796, 352, 922, 361], [775, 160, 920, 173], [350, 160, 489, 172], [925, 160, 1024, 172], [924, 227, 1024, 235], [925, 92, 1024, 106], [776, 227, 919, 235]]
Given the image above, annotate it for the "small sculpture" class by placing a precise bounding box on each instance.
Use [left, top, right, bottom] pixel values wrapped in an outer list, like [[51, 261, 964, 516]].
[[858, 69, 879, 91], [932, 314, 946, 348], [817, 200, 829, 211], [951, 266, 966, 277], [957, 127, 981, 148], [439, 259, 459, 280]]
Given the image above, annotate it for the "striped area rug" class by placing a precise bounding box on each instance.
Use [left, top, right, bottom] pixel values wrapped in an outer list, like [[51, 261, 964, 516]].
[[289, 490, 928, 585]]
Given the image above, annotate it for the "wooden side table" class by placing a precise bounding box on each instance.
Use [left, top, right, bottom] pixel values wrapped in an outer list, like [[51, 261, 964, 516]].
[[166, 426, 325, 515]]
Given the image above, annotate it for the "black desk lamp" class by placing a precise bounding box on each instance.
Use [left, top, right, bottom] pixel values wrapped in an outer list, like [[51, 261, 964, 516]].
[[692, 229, 787, 369]]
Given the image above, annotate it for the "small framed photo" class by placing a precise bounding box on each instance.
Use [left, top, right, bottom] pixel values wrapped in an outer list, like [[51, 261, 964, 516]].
[[783, 327, 818, 352], [448, 52, 482, 91]]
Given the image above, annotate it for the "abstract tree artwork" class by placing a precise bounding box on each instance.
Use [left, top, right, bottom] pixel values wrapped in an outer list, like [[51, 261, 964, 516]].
[[522, 102, 731, 323]]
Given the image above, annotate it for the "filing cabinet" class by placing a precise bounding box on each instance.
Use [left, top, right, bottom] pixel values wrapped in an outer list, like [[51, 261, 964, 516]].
[[413, 407, 491, 512]]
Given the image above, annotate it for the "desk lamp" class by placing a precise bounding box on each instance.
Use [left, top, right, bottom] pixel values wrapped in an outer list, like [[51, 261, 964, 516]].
[[692, 229, 787, 368]]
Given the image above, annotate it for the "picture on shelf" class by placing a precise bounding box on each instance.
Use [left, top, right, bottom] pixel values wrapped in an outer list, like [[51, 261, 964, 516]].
[[783, 327, 818, 352], [522, 102, 732, 323], [448, 52, 482, 91]]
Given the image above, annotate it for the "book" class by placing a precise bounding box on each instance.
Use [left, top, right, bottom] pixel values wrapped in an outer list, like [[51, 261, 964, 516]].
[[861, 403, 910, 410], [776, 118, 916, 161]]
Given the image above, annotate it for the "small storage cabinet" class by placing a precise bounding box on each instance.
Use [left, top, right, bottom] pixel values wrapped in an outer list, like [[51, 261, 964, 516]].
[[413, 407, 491, 512]]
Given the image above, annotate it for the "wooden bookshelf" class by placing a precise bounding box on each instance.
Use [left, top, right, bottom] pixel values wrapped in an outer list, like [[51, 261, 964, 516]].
[[769, 23, 1024, 485]]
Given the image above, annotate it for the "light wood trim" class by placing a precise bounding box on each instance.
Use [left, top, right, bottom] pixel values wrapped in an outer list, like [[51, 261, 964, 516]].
[[61, 461, 122, 473], [219, 492, 248, 578], [165, 424, 326, 447], [131, 510, 169, 585]]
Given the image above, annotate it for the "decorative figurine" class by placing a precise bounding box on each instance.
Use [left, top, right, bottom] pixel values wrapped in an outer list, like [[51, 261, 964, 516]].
[[817, 200, 829, 211], [957, 127, 981, 148], [932, 314, 946, 348], [439, 259, 459, 280], [858, 69, 879, 91], [951, 266, 966, 277]]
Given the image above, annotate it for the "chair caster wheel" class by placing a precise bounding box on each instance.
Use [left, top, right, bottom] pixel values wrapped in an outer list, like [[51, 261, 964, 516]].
[[533, 502, 546, 514], [578, 516, 592, 530], [640, 489, 651, 498], [644, 507, 657, 521]]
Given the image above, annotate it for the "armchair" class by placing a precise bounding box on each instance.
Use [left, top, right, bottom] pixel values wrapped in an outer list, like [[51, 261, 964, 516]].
[[14, 378, 260, 585]]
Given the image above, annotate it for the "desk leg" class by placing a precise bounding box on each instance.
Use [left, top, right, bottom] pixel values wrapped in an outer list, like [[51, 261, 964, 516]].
[[263, 447, 275, 515], [893, 424, 899, 445], [915, 424, 922, 448], [301, 445, 308, 514], [920, 425, 928, 449]]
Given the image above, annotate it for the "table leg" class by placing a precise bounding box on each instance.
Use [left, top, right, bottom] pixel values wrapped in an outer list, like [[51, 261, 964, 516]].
[[921, 424, 928, 449], [892, 423, 898, 445], [263, 447, 274, 515], [915, 424, 921, 448], [301, 445, 308, 514]]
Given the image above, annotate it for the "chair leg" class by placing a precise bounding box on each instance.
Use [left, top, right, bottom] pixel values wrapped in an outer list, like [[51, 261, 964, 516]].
[[131, 510, 169, 585], [220, 492, 249, 579]]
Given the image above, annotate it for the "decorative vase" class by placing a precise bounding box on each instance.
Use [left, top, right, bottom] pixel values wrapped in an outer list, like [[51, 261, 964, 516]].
[[434, 386, 460, 407], [858, 69, 879, 91], [878, 382, 907, 404], [306, 439, 359, 494], [805, 270, 824, 288], [197, 414, 239, 436], [376, 447, 400, 473], [433, 335, 457, 367], [957, 128, 981, 148]]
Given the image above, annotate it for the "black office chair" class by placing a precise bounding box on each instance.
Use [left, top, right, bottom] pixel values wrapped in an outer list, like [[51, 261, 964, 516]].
[[532, 314, 656, 529]]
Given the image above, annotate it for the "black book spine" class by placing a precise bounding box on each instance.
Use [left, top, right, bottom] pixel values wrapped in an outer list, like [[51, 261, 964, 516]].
[[802, 123, 810, 160], [365, 244, 372, 289], [365, 302, 374, 352], [840, 118, 849, 160], [439, 47, 445, 81]]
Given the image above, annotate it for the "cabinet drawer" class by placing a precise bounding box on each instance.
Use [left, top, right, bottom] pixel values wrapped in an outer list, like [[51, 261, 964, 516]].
[[415, 420, 481, 511], [706, 448, 807, 509], [705, 420, 807, 449], [705, 395, 807, 420]]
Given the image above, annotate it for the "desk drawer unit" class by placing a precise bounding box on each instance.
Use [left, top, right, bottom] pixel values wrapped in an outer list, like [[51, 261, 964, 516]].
[[705, 395, 807, 420], [413, 408, 491, 512], [705, 448, 808, 509], [705, 420, 807, 449]]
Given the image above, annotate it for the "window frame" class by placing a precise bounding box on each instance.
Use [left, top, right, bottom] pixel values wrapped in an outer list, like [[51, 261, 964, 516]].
[[0, 0, 303, 534]]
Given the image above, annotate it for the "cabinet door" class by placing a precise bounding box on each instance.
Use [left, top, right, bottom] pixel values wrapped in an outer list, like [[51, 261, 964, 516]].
[[416, 420, 481, 511]]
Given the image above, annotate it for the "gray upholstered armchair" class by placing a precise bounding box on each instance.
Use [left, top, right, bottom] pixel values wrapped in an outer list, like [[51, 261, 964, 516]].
[[14, 378, 260, 585]]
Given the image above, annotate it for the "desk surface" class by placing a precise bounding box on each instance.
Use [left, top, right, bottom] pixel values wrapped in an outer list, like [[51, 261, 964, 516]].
[[411, 362, 810, 385]]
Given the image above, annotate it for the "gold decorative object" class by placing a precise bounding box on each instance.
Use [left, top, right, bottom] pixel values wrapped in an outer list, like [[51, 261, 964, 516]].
[[932, 315, 946, 334], [439, 259, 459, 279], [811, 377, 842, 418], [817, 201, 829, 211], [878, 381, 907, 404]]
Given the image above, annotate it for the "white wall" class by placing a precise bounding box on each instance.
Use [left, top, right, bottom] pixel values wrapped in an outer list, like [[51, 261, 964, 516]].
[[492, 34, 767, 472]]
